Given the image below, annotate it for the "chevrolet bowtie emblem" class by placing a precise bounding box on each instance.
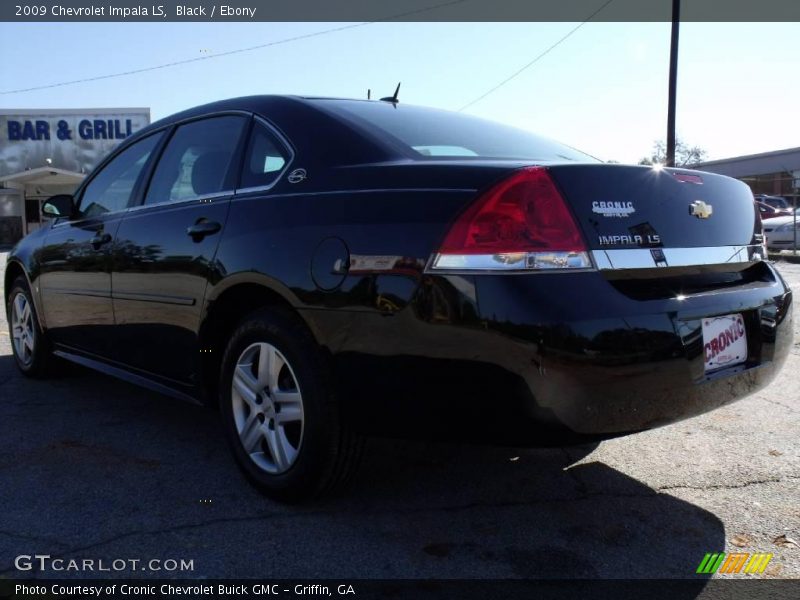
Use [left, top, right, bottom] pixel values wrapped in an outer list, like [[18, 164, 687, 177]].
[[689, 200, 713, 219]]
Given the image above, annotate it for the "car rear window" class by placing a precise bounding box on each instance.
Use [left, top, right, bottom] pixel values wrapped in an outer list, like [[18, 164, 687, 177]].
[[312, 99, 597, 163]]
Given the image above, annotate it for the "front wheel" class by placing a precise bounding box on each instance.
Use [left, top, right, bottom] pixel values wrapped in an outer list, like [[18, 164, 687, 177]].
[[7, 276, 53, 377], [219, 307, 362, 502]]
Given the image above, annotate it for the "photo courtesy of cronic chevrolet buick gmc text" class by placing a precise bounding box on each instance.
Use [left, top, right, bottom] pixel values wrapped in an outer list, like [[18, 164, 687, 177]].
[[5, 96, 793, 501]]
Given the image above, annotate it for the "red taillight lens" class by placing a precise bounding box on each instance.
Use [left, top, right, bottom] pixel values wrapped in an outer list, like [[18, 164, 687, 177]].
[[431, 167, 591, 272], [439, 167, 586, 254]]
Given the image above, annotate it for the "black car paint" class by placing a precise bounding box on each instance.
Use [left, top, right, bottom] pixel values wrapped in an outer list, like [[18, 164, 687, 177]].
[[5, 96, 793, 441]]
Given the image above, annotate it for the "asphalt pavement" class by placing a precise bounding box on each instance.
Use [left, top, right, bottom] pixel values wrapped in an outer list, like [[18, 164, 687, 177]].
[[0, 253, 798, 580]]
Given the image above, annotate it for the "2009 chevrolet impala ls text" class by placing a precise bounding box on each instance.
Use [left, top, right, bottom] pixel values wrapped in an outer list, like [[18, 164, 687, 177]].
[[5, 96, 793, 500]]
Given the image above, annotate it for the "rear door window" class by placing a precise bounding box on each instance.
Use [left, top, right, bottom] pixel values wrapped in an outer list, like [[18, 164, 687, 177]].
[[144, 115, 247, 205]]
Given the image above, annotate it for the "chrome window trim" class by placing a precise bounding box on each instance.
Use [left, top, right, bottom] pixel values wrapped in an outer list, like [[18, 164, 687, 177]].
[[74, 111, 251, 211], [592, 245, 765, 270], [235, 183, 283, 195], [126, 190, 234, 212], [257, 188, 476, 200], [54, 192, 235, 224]]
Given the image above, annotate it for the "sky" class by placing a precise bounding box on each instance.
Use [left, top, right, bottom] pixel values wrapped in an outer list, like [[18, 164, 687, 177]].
[[0, 21, 798, 163]]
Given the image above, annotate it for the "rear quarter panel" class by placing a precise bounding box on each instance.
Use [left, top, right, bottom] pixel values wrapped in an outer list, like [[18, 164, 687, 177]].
[[208, 156, 528, 336], [211, 186, 478, 325]]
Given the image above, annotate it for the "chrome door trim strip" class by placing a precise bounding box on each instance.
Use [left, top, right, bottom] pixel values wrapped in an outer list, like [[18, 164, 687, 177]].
[[40, 287, 111, 298], [112, 291, 196, 306]]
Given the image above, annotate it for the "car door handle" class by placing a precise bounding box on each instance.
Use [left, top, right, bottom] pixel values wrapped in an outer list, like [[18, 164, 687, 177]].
[[90, 232, 112, 248], [186, 220, 222, 241]]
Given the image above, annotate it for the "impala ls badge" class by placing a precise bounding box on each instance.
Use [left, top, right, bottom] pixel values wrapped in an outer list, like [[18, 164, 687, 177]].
[[689, 200, 713, 219]]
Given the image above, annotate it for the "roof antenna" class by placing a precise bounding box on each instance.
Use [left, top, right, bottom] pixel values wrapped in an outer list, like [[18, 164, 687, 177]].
[[380, 82, 401, 104], [367, 89, 371, 100]]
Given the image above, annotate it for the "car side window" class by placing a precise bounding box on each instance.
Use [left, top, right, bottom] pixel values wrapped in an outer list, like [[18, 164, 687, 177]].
[[239, 122, 290, 189], [144, 115, 247, 205], [78, 132, 163, 218]]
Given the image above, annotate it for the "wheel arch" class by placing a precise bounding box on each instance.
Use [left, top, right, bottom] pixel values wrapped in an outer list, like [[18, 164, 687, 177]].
[[198, 275, 323, 407], [4, 260, 27, 304], [3, 259, 45, 332]]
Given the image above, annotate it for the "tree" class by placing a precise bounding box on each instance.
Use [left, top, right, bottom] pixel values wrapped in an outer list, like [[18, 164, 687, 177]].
[[638, 139, 707, 167]]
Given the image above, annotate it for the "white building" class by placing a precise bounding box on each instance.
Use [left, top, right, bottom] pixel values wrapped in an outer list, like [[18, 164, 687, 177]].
[[695, 146, 800, 205], [0, 108, 150, 246]]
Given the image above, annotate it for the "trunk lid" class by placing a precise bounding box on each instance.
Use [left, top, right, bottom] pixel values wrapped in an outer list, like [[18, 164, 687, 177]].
[[546, 164, 760, 251]]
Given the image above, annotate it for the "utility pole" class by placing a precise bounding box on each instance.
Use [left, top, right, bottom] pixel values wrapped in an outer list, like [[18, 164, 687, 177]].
[[666, 0, 680, 167], [793, 171, 799, 256]]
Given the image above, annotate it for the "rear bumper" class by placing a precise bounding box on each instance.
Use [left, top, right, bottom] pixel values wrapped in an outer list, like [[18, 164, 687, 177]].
[[312, 261, 793, 440], [473, 262, 792, 435], [515, 320, 790, 435]]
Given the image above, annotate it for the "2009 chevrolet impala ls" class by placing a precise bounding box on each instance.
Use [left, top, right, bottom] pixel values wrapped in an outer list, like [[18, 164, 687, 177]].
[[5, 96, 793, 500]]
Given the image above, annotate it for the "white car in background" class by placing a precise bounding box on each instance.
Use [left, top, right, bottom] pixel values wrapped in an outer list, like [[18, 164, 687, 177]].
[[764, 215, 800, 250]]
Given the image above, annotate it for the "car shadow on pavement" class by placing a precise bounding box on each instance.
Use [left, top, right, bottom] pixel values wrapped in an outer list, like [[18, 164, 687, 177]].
[[0, 354, 723, 587], [339, 438, 724, 582]]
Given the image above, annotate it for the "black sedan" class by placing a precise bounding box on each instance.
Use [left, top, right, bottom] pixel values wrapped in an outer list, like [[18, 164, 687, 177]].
[[5, 96, 793, 501]]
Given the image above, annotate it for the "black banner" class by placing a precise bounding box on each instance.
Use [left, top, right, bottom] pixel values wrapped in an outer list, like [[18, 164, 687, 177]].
[[2, 0, 800, 23], [2, 579, 800, 600]]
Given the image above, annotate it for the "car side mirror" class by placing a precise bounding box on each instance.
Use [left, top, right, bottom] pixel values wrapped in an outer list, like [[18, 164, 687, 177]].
[[42, 194, 77, 219]]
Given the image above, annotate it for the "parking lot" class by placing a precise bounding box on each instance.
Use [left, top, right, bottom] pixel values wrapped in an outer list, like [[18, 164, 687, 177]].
[[0, 252, 798, 580]]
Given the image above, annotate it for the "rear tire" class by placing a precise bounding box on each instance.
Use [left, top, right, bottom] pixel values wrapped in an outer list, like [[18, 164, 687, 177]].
[[7, 276, 53, 377], [219, 307, 362, 502]]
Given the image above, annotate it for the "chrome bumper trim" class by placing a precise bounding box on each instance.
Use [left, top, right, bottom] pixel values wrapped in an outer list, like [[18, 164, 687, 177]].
[[430, 251, 592, 271], [591, 245, 765, 270]]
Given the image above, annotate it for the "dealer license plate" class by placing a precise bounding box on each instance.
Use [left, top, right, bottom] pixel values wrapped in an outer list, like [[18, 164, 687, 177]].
[[702, 313, 747, 373]]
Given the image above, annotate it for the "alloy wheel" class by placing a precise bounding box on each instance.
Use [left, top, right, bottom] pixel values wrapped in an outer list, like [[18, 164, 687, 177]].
[[231, 342, 305, 474], [11, 292, 35, 366]]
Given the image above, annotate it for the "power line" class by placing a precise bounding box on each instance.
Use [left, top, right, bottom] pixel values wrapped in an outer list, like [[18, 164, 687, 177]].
[[1, 23, 367, 95], [457, 0, 616, 112], [0, 0, 466, 96]]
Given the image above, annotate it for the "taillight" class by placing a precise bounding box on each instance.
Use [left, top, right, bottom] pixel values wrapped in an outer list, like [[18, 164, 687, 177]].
[[430, 167, 592, 271]]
